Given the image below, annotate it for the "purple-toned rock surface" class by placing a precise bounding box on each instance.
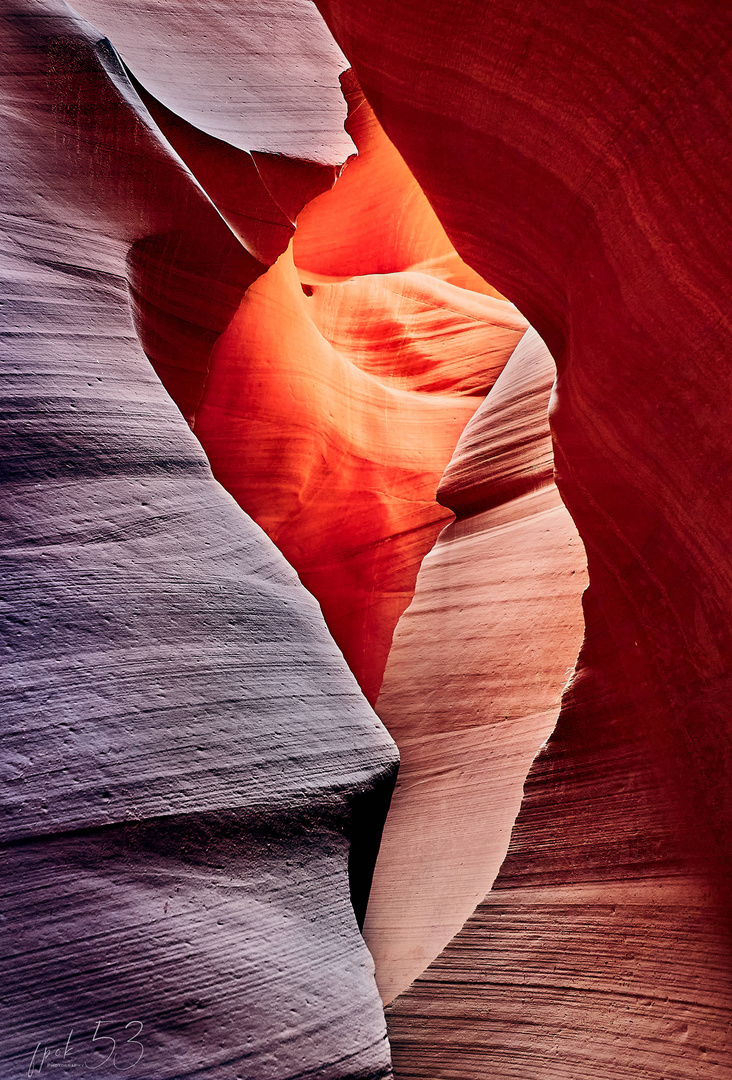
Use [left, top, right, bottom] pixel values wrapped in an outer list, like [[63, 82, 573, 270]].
[[0, 3, 396, 1077]]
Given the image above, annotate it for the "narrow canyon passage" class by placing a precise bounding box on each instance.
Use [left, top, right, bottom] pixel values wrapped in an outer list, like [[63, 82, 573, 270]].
[[1, 3, 589, 1075], [132, 69, 530, 708], [122, 48, 591, 1016], [5, 2, 731, 1079]]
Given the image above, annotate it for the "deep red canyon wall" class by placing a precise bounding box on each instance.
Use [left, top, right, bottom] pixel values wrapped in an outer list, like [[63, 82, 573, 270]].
[[312, 0, 732, 1076]]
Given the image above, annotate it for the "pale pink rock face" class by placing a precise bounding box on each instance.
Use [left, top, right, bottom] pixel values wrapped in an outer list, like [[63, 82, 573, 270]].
[[69, 0, 354, 162], [366, 330, 588, 1003]]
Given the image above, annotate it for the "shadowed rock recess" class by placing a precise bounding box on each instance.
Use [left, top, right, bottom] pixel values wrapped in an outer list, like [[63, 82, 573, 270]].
[[4, 1, 732, 1079]]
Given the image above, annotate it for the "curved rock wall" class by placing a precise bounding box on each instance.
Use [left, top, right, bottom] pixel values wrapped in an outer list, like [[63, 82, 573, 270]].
[[364, 328, 587, 1003], [141, 78, 528, 704], [0, 3, 397, 1077], [312, 0, 732, 1076]]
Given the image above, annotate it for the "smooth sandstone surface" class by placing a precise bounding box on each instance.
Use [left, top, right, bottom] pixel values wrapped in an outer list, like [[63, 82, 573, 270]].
[[192, 248, 525, 704], [386, 618, 732, 1078], [0, 3, 397, 1077], [68, 0, 354, 162], [155, 83, 527, 704], [311, 0, 732, 1076], [365, 329, 587, 1003]]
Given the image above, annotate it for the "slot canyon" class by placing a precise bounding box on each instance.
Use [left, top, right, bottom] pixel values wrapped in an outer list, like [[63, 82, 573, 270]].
[[1, 2, 731, 1079]]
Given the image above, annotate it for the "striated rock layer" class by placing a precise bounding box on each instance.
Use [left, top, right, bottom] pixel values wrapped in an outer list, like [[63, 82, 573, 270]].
[[192, 247, 525, 704], [144, 75, 527, 704], [313, 0, 732, 1076], [0, 4, 398, 1078], [364, 329, 587, 1003]]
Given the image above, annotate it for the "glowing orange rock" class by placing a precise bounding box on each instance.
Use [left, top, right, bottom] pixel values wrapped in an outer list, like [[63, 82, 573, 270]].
[[192, 244, 525, 702], [188, 87, 527, 702], [294, 70, 503, 299]]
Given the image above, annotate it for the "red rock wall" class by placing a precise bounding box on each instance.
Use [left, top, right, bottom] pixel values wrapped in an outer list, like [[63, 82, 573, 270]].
[[312, 0, 732, 1076]]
